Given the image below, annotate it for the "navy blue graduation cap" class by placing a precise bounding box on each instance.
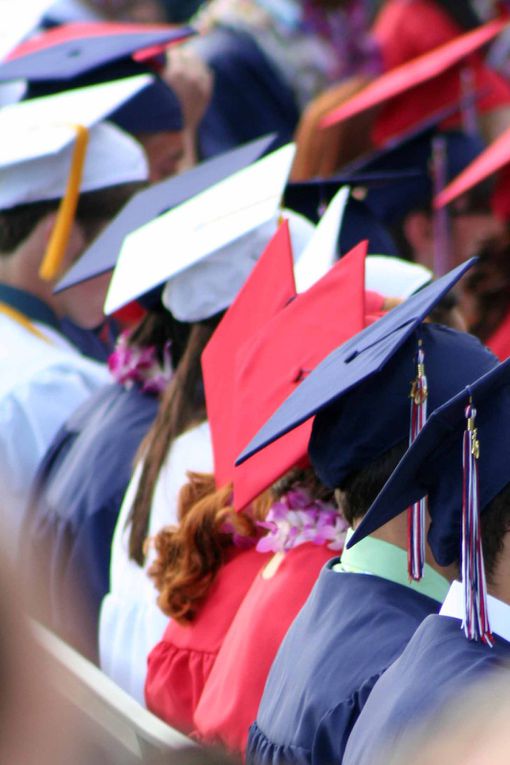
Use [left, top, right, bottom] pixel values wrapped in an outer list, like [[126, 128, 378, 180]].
[[236, 260, 498, 578], [1, 23, 193, 82], [355, 130, 486, 226], [25, 58, 183, 134], [237, 259, 482, 465], [285, 177, 403, 257], [55, 134, 276, 293], [1, 23, 193, 134], [349, 359, 510, 645]]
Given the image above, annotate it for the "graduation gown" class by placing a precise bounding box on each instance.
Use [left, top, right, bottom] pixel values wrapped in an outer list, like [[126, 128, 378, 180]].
[[24, 382, 159, 662], [343, 582, 510, 765], [145, 546, 271, 734], [193, 543, 335, 756], [247, 560, 441, 765], [0, 285, 108, 546], [99, 421, 213, 705]]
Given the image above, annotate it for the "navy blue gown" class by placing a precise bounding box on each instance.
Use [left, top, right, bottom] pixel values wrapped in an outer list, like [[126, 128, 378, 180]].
[[343, 614, 510, 765], [247, 560, 441, 765], [23, 382, 158, 662], [195, 27, 299, 159]]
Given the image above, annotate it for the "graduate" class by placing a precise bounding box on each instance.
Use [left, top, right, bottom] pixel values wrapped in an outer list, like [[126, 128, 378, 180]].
[[98, 145, 314, 703], [343, 359, 510, 764], [1, 21, 189, 181], [237, 263, 498, 765], [21, 138, 273, 663], [0, 77, 149, 545], [143, 198, 379, 738]]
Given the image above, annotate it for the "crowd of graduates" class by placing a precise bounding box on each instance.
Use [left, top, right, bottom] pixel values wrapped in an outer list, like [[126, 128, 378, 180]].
[[5, 0, 510, 763]]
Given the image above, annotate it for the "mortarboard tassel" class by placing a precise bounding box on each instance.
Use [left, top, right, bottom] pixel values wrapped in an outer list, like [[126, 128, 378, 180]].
[[431, 136, 452, 277], [462, 400, 493, 645], [407, 339, 428, 581], [39, 124, 89, 282]]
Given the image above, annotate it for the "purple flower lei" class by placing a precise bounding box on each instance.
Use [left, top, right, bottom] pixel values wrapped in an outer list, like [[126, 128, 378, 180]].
[[108, 331, 174, 395], [256, 487, 347, 555]]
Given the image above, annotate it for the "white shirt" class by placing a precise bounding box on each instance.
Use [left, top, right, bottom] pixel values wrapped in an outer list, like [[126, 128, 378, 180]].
[[99, 420, 213, 705], [440, 580, 510, 643], [0, 314, 109, 546]]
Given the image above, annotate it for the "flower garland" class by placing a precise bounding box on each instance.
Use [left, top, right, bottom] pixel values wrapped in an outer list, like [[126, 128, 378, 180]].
[[256, 487, 347, 554], [108, 331, 174, 395]]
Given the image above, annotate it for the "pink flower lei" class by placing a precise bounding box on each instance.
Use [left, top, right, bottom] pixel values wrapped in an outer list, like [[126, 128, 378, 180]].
[[108, 331, 174, 395], [256, 487, 347, 555]]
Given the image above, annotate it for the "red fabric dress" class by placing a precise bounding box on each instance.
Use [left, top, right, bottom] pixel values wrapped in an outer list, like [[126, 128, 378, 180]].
[[145, 546, 271, 733], [192, 543, 337, 756], [372, 0, 510, 145]]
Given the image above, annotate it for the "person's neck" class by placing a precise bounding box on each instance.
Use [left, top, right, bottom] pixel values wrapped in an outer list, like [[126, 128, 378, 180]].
[[0, 251, 60, 316], [354, 513, 457, 582]]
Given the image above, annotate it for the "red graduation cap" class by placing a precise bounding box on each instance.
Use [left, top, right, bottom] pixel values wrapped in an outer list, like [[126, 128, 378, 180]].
[[232, 241, 370, 510], [434, 120, 510, 208], [321, 18, 507, 130], [201, 220, 296, 488]]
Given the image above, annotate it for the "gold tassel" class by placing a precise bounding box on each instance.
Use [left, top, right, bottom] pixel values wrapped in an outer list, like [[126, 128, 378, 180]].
[[39, 124, 89, 282]]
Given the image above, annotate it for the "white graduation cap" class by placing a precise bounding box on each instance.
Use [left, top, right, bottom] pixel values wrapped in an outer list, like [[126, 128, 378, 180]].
[[365, 256, 432, 298], [294, 185, 350, 294], [163, 208, 315, 322], [0, 76, 150, 280], [0, 0, 53, 62], [104, 143, 297, 315]]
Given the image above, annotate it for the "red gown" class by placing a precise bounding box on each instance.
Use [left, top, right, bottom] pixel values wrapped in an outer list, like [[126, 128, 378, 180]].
[[372, 0, 510, 145], [192, 543, 337, 756], [145, 546, 271, 733]]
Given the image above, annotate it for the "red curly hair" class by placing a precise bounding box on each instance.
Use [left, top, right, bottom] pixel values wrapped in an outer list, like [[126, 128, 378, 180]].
[[148, 472, 273, 623]]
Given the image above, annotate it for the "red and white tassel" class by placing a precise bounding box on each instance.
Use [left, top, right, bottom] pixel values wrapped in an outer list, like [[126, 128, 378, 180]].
[[462, 401, 493, 645], [407, 341, 428, 581]]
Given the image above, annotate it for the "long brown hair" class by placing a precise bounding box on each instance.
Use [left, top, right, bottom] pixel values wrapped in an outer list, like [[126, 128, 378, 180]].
[[148, 472, 274, 623], [149, 467, 336, 624], [128, 319, 220, 564]]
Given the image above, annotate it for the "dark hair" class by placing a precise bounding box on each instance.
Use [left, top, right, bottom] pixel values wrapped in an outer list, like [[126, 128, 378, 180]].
[[464, 231, 510, 342], [0, 182, 143, 254], [481, 481, 510, 585], [127, 307, 191, 369], [335, 441, 407, 527], [128, 318, 221, 564]]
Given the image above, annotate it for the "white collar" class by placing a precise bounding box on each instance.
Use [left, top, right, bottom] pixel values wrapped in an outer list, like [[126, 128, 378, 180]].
[[440, 580, 510, 643]]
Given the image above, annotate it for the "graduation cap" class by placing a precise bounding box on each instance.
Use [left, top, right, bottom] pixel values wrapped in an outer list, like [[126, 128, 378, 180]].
[[236, 260, 497, 573], [3, 21, 194, 79], [162, 208, 314, 322], [350, 130, 486, 225], [104, 143, 297, 315], [292, 185, 398, 294], [2, 22, 190, 134], [365, 256, 431, 299], [349, 359, 510, 644], [321, 18, 507, 129], [232, 241, 375, 510], [0, 76, 149, 281], [236, 260, 493, 465], [55, 134, 277, 293], [202, 219, 297, 488], [435, 121, 510, 208], [284, 170, 423, 224]]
